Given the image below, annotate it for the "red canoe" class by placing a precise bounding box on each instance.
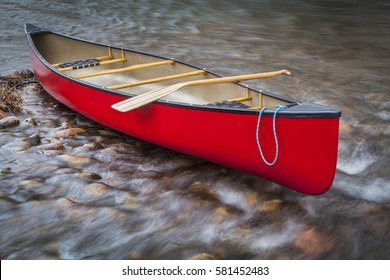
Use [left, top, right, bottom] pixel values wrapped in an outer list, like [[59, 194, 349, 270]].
[[25, 24, 341, 195]]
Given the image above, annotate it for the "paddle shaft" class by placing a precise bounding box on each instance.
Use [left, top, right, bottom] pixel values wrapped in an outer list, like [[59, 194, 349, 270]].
[[183, 69, 291, 87], [112, 69, 291, 112]]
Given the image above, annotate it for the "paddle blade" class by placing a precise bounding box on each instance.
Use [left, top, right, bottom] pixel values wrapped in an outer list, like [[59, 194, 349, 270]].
[[111, 83, 185, 112]]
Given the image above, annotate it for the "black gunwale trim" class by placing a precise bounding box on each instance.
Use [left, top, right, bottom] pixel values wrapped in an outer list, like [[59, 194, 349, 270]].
[[25, 24, 341, 118]]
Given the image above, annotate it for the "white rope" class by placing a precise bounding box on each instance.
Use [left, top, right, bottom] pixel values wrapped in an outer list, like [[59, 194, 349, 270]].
[[256, 105, 288, 166]]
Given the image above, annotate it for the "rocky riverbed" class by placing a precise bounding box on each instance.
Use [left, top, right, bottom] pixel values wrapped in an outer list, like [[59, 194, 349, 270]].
[[1, 71, 389, 259]]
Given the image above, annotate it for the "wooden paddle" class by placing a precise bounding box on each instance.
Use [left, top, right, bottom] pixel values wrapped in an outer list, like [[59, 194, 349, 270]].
[[111, 69, 291, 112]]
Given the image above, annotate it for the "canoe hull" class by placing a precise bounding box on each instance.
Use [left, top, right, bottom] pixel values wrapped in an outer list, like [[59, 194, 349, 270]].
[[26, 25, 340, 195], [29, 48, 339, 195]]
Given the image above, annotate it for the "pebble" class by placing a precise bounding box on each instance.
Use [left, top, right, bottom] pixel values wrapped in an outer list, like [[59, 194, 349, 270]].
[[43, 243, 60, 257], [54, 168, 78, 175], [58, 154, 91, 168], [33, 142, 64, 151], [24, 134, 41, 146], [0, 101, 6, 111], [120, 194, 140, 210], [212, 206, 237, 223], [214, 206, 230, 216], [19, 179, 41, 189], [65, 183, 110, 204], [2, 140, 31, 152], [1, 167, 12, 174], [245, 191, 260, 208], [0, 109, 8, 119], [80, 172, 102, 180], [0, 116, 20, 128], [84, 183, 112, 199], [258, 199, 283, 213], [54, 127, 86, 138], [339, 121, 354, 135], [20, 118, 38, 127], [83, 141, 104, 150], [5, 71, 24, 79], [112, 143, 136, 154], [20, 69, 35, 78], [190, 253, 217, 260], [41, 150, 64, 156], [294, 229, 335, 257], [189, 181, 216, 197], [128, 251, 144, 259]]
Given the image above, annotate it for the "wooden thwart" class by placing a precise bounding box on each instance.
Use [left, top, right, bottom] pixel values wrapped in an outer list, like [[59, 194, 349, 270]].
[[108, 70, 206, 90], [74, 60, 175, 79], [112, 70, 291, 112]]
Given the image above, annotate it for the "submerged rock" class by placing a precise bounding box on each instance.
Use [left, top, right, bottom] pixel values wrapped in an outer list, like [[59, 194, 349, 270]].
[[0, 116, 19, 128], [5, 71, 24, 79], [65, 183, 111, 204], [83, 141, 104, 150], [54, 128, 86, 138], [2, 140, 31, 152], [245, 191, 260, 208], [120, 194, 140, 210], [20, 69, 34, 79], [339, 121, 355, 135], [24, 134, 41, 146], [58, 154, 91, 168], [294, 229, 335, 258], [0, 101, 6, 111], [190, 253, 217, 260], [33, 142, 64, 151], [1, 167, 12, 175], [20, 118, 38, 127], [80, 172, 102, 180], [0, 109, 8, 119], [259, 199, 283, 213]]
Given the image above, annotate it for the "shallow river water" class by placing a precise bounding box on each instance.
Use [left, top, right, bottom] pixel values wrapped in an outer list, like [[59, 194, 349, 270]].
[[0, 0, 389, 259]]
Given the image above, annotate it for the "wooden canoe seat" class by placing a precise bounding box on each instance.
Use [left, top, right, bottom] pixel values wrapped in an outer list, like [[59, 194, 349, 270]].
[[212, 88, 265, 110], [59, 58, 101, 69], [53, 47, 127, 72]]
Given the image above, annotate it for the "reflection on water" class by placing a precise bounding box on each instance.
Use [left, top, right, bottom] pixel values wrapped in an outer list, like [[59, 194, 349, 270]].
[[1, 0, 390, 259]]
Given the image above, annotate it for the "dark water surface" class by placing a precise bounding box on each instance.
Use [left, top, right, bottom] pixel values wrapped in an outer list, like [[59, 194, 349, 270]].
[[1, 0, 389, 259]]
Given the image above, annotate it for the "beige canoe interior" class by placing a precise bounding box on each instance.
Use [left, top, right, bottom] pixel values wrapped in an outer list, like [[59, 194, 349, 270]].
[[32, 32, 290, 109]]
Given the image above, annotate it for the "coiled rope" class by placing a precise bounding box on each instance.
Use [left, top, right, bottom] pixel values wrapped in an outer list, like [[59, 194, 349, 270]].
[[256, 105, 288, 166]]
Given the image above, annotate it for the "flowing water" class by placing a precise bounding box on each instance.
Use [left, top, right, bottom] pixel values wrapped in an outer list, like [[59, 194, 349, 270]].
[[0, 0, 389, 259]]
